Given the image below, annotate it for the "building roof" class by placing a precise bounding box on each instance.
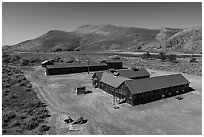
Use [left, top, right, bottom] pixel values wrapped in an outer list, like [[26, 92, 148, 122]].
[[100, 72, 131, 88], [100, 60, 123, 63], [92, 72, 103, 80], [125, 74, 190, 95], [46, 62, 107, 69], [41, 60, 53, 64], [117, 68, 150, 79]]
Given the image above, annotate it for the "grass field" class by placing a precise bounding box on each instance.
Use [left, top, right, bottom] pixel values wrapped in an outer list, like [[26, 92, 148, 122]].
[[23, 66, 202, 135]]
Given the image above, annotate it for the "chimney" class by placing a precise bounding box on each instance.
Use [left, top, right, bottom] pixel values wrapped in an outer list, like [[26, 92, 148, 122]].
[[131, 67, 138, 71]]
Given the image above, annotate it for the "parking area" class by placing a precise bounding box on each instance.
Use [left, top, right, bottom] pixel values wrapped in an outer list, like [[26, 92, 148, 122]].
[[24, 66, 202, 135]]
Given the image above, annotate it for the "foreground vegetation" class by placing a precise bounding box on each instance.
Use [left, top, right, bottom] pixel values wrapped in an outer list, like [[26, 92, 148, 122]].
[[2, 65, 50, 134]]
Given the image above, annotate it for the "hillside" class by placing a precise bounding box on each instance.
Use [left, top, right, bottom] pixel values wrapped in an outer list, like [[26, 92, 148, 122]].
[[5, 25, 202, 54]]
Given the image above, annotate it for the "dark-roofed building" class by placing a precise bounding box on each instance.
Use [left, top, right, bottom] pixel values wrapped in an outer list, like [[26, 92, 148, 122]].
[[116, 67, 150, 79], [46, 62, 108, 75], [100, 60, 123, 69], [92, 68, 150, 87], [124, 74, 190, 105], [98, 72, 131, 99], [93, 72, 190, 106], [41, 60, 54, 68]]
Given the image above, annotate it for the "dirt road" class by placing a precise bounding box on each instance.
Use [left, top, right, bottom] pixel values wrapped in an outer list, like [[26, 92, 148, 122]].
[[24, 66, 202, 135]]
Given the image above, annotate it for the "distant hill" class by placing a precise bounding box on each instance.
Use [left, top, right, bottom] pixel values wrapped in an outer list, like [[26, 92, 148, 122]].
[[5, 24, 202, 54]]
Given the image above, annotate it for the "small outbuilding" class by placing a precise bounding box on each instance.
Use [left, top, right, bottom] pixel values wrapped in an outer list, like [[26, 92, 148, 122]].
[[100, 60, 123, 69], [75, 86, 86, 95], [41, 60, 54, 68]]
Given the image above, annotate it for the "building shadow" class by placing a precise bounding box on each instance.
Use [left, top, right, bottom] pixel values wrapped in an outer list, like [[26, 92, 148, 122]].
[[118, 99, 126, 104], [85, 90, 92, 94]]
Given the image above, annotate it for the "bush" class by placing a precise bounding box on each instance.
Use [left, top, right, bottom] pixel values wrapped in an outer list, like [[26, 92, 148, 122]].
[[39, 125, 50, 132], [66, 57, 76, 63], [159, 52, 167, 62], [167, 54, 177, 63], [51, 48, 62, 52], [3, 111, 16, 123], [190, 57, 197, 63], [11, 55, 21, 62], [110, 55, 120, 60], [3, 52, 10, 64], [142, 51, 151, 59], [20, 58, 30, 66], [53, 56, 63, 63], [25, 119, 39, 130]]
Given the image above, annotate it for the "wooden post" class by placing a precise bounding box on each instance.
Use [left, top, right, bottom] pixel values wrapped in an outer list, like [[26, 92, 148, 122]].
[[113, 88, 115, 106], [87, 58, 90, 74]]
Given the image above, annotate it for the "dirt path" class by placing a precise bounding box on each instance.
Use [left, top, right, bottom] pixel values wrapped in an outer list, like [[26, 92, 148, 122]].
[[23, 66, 202, 135]]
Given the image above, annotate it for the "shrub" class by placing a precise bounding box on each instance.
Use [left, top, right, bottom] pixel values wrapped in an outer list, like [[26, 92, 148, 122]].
[[142, 51, 151, 59], [20, 58, 30, 66], [25, 119, 39, 130], [53, 56, 63, 63], [2, 52, 10, 64], [159, 52, 167, 62], [167, 54, 177, 63], [110, 55, 120, 60], [190, 57, 197, 63], [3, 111, 16, 123], [39, 125, 50, 132], [66, 57, 76, 63], [51, 48, 62, 52], [11, 55, 21, 62]]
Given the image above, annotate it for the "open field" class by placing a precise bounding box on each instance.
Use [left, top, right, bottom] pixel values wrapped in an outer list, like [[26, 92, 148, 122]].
[[23, 66, 202, 135]]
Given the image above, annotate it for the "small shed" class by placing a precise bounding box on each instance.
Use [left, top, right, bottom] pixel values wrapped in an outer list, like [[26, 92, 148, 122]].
[[76, 86, 86, 95], [100, 60, 123, 69], [41, 60, 54, 68]]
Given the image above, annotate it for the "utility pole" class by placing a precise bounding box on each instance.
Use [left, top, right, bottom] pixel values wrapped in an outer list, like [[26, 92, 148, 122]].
[[87, 58, 90, 74], [113, 89, 115, 106]]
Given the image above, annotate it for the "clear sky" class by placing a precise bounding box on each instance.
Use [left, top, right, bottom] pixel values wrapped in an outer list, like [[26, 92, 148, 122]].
[[2, 2, 202, 45]]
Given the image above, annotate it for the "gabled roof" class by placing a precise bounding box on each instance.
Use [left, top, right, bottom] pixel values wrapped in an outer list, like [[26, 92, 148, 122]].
[[117, 68, 150, 79], [125, 74, 190, 95], [46, 62, 107, 69], [41, 60, 53, 64], [92, 71, 103, 80], [100, 72, 131, 88]]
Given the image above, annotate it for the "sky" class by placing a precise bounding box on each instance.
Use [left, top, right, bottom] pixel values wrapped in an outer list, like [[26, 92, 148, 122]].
[[2, 2, 202, 45]]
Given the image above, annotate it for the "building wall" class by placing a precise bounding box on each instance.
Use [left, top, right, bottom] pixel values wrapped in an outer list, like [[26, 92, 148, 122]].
[[98, 81, 134, 105], [46, 65, 108, 75], [98, 80, 189, 106], [107, 62, 123, 69], [131, 84, 189, 106]]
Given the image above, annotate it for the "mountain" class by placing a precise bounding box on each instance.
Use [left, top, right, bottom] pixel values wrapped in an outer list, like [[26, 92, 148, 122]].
[[5, 24, 202, 54]]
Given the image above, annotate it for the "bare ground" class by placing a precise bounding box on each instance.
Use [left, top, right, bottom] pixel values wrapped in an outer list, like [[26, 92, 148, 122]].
[[23, 66, 202, 135]]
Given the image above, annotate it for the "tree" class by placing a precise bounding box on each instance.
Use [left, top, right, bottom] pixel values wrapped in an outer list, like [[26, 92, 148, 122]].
[[167, 54, 177, 63], [158, 52, 167, 62]]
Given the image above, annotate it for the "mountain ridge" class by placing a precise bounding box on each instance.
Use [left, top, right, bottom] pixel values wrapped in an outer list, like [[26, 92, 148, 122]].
[[5, 24, 202, 54]]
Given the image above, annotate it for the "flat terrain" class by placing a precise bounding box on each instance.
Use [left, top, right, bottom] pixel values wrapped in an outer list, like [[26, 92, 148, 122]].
[[24, 66, 202, 135]]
